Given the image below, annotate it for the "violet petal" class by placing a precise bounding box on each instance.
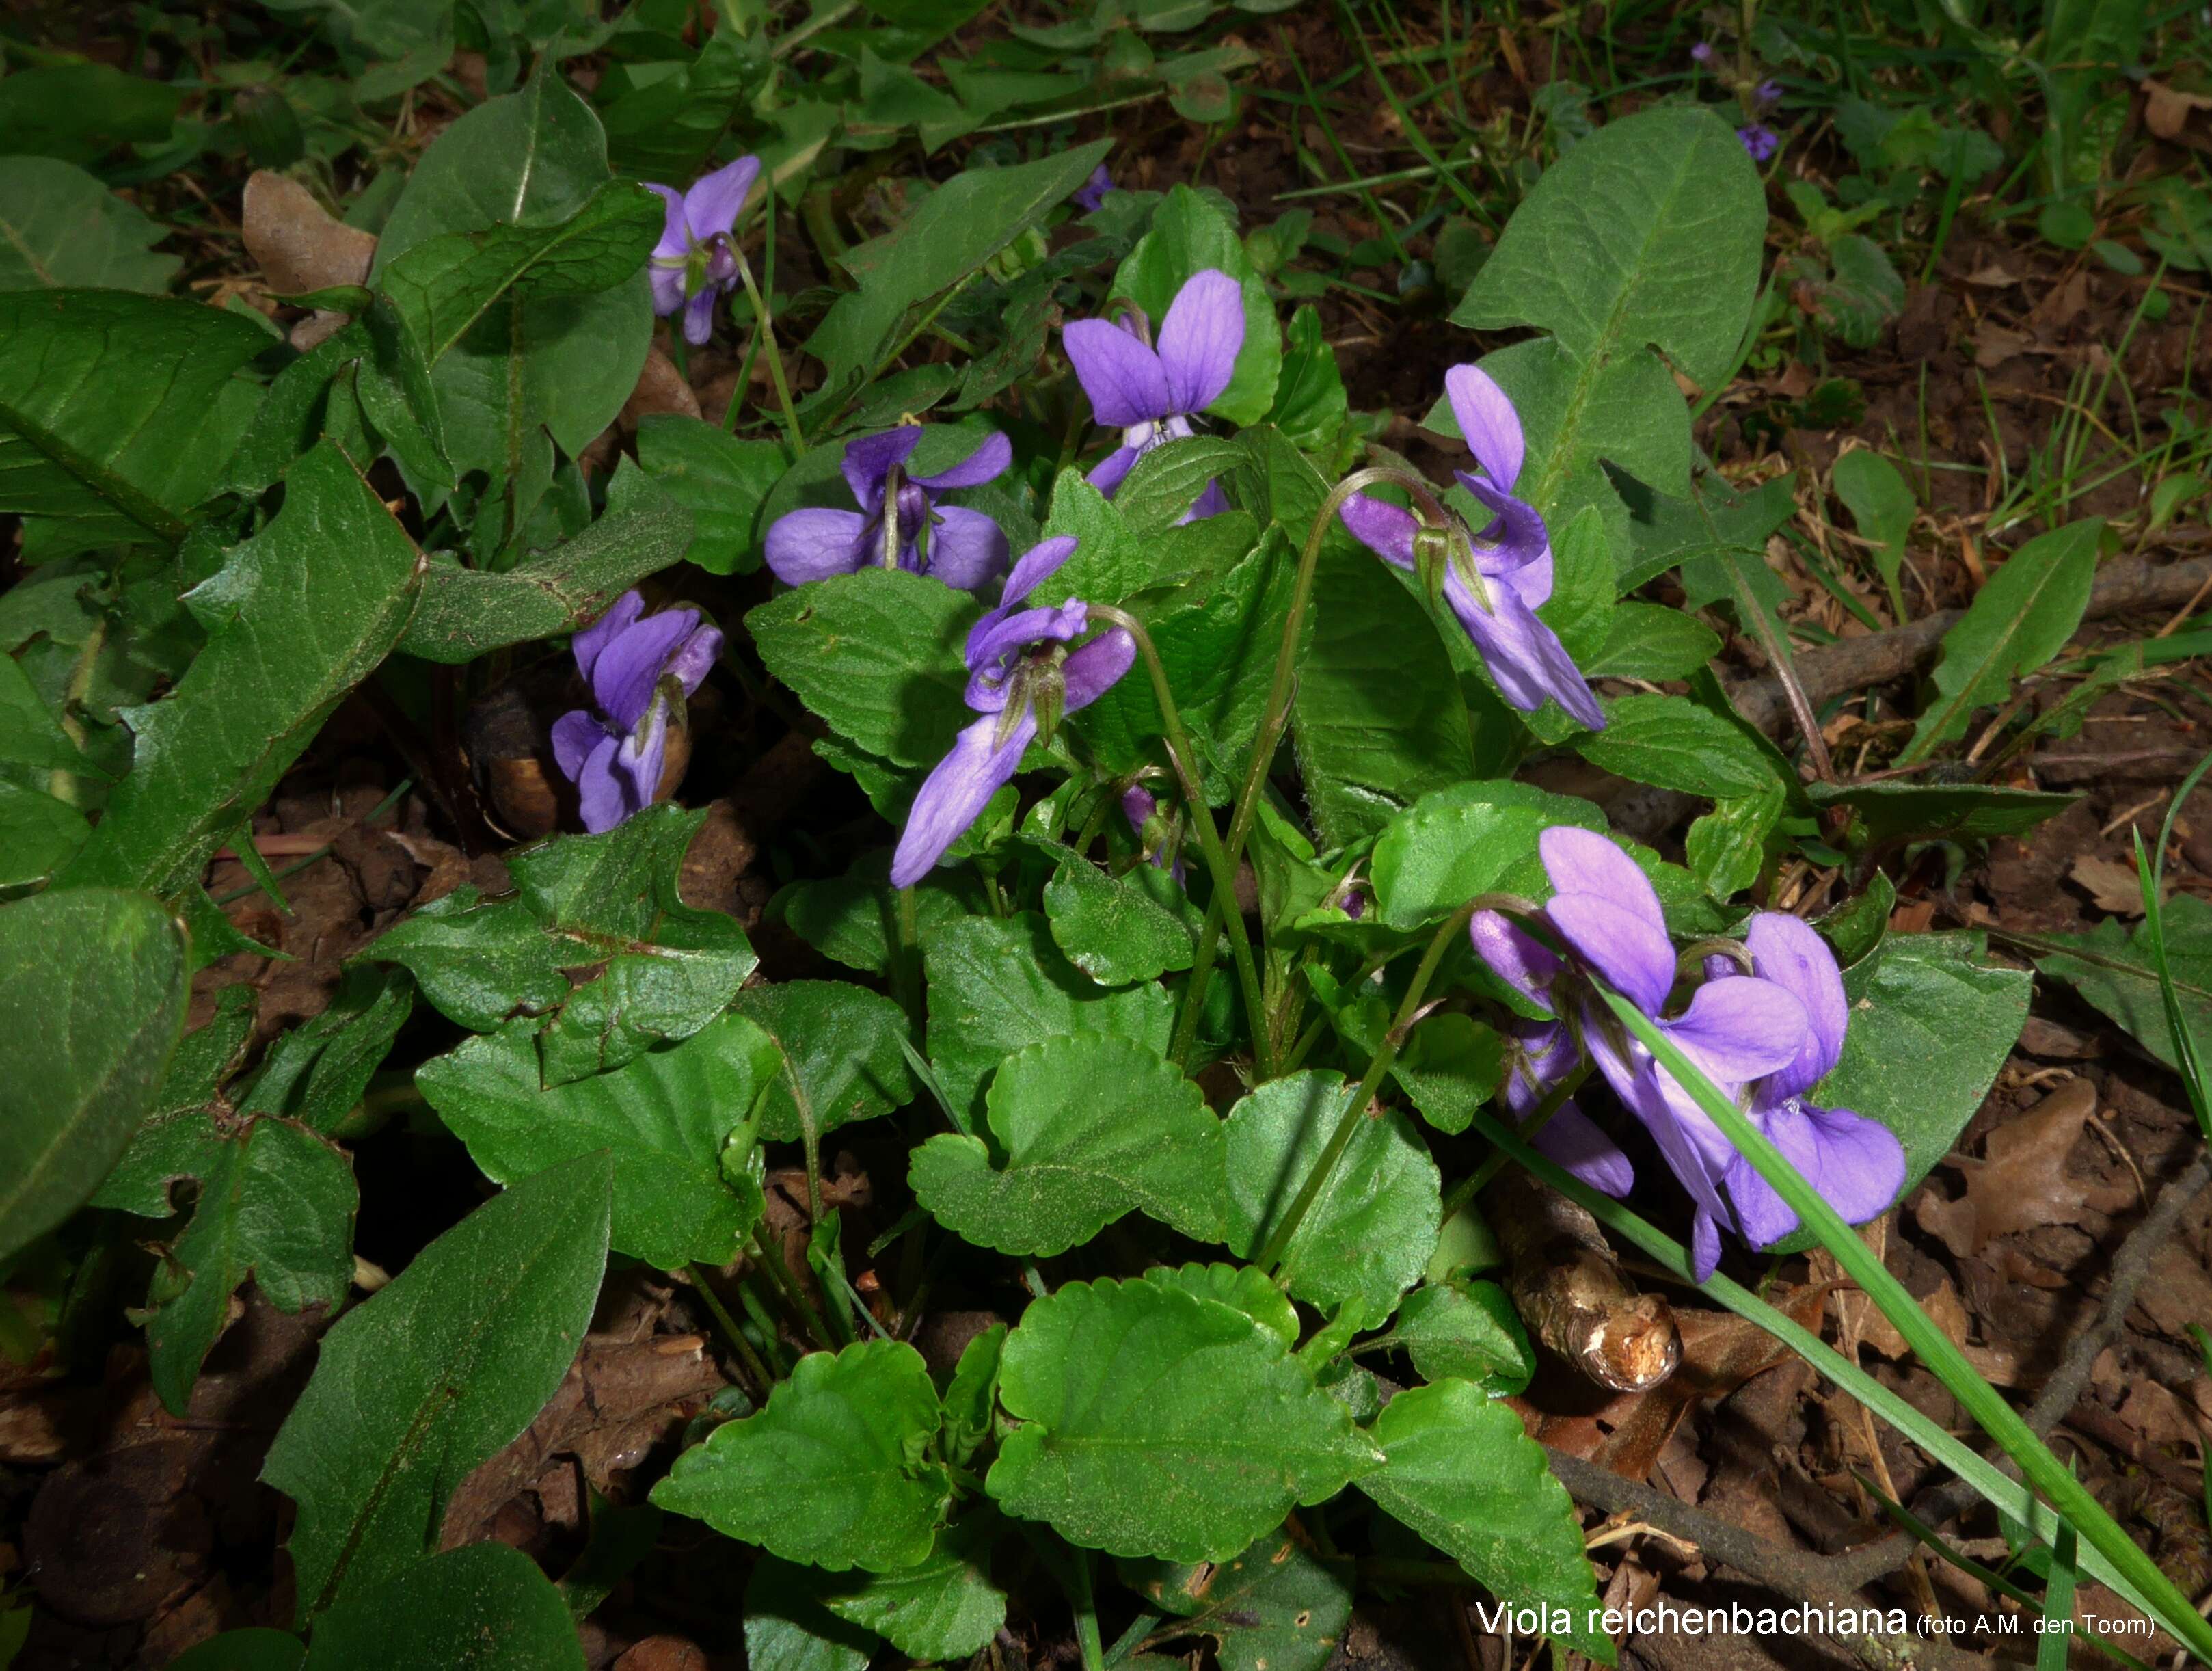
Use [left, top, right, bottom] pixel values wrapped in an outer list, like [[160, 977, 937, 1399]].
[[764, 508, 869, 586], [1337, 493, 1419, 570], [1444, 363, 1526, 490], [1443, 568, 1604, 729], [922, 505, 1009, 592], [575, 732, 630, 834], [1533, 1103, 1636, 1199], [1744, 911, 1849, 1095], [841, 426, 923, 511], [889, 708, 1036, 887], [549, 709, 604, 784], [680, 287, 717, 346], [1664, 975, 1809, 1084], [664, 624, 723, 696], [1155, 269, 1244, 415], [912, 429, 1012, 492], [574, 591, 647, 681], [1064, 318, 1172, 427], [1062, 628, 1135, 712], [591, 608, 700, 733], [1548, 891, 1679, 1016], [1470, 911, 1563, 1009], [1085, 444, 1142, 498], [682, 154, 760, 241]]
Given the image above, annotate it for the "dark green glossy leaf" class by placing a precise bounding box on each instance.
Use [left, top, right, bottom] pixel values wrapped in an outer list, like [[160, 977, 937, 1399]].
[[1383, 1281, 1533, 1395], [55, 443, 423, 901], [0, 888, 187, 1263], [1123, 1531, 1354, 1671], [1807, 780, 2078, 847], [262, 1152, 613, 1621], [0, 157, 177, 291], [635, 416, 787, 576], [306, 1542, 585, 1671]]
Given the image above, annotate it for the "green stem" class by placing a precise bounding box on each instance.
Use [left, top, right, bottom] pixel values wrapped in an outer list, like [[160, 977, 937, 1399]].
[[893, 884, 923, 1036], [1253, 898, 1480, 1274], [1178, 467, 1455, 1049], [772, 0, 857, 56], [1169, 888, 1229, 1071], [731, 243, 802, 455], [1595, 987, 2212, 1660], [689, 1263, 774, 1396], [748, 1225, 835, 1351], [1068, 1545, 1106, 1671], [1441, 1057, 1591, 1220], [1090, 606, 1273, 1075]]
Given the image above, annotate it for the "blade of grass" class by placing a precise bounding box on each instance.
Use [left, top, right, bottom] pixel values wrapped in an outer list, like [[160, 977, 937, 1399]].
[[1591, 989, 2212, 1657]]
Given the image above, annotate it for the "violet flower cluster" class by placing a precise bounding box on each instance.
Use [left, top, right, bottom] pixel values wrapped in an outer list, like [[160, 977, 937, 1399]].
[[889, 538, 1135, 887], [1064, 268, 1241, 517], [646, 155, 761, 346], [1474, 827, 1904, 1279], [764, 424, 1012, 592], [1338, 364, 1605, 731], [552, 591, 722, 834]]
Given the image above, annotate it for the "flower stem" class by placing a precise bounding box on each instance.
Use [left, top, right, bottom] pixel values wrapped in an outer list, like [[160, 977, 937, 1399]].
[[1440, 1057, 1592, 1220], [1067, 1544, 1106, 1671], [688, 1262, 775, 1396], [1090, 605, 1273, 1076], [1254, 898, 1481, 1275], [748, 1224, 834, 1351], [1176, 466, 1456, 1058], [731, 243, 802, 455]]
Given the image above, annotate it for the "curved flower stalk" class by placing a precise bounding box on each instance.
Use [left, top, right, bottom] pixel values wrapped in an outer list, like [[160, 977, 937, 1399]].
[[764, 424, 1012, 591], [1473, 828, 1897, 1279], [889, 538, 1135, 887], [1337, 364, 1604, 730], [551, 591, 722, 834], [646, 155, 761, 346], [1063, 268, 1242, 514]]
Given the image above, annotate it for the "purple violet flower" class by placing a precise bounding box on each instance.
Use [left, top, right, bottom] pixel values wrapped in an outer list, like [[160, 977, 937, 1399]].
[[889, 537, 1135, 887], [1715, 913, 1906, 1249], [764, 424, 1012, 592], [1753, 78, 1783, 112], [1338, 364, 1605, 730], [1072, 164, 1115, 213], [1738, 124, 1780, 162], [1472, 827, 1814, 1279], [646, 155, 761, 347], [550, 591, 722, 834], [1063, 269, 1242, 513], [1504, 1020, 1635, 1198], [1122, 784, 1187, 884], [1690, 40, 1717, 65]]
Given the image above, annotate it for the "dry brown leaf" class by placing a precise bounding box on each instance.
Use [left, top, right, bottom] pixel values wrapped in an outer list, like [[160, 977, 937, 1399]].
[[2146, 80, 2212, 147], [2118, 1382, 2202, 1450], [1917, 1080, 2096, 1255], [2133, 1243, 2212, 1343], [241, 172, 375, 295], [2070, 853, 2146, 917]]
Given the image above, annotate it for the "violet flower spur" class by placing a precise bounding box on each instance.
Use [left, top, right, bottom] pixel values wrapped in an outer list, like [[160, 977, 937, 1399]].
[[1501, 1020, 1634, 1199], [1710, 912, 1906, 1249], [645, 154, 761, 347], [889, 537, 1135, 887], [1063, 268, 1242, 513], [1121, 785, 1187, 884], [1471, 827, 1809, 1279], [763, 424, 1012, 591], [1071, 164, 1115, 213], [550, 591, 722, 835], [1337, 364, 1605, 730]]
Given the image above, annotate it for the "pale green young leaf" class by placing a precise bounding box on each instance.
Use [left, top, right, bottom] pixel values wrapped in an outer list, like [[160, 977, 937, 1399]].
[[415, 1011, 779, 1269], [0, 888, 187, 1264], [1901, 520, 2103, 764], [55, 443, 423, 901], [653, 1339, 953, 1573], [1224, 1071, 1440, 1320], [924, 913, 1176, 1125], [1358, 1380, 1612, 1661], [911, 1033, 1224, 1255], [988, 1278, 1382, 1562], [262, 1151, 613, 1622], [0, 157, 178, 292]]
